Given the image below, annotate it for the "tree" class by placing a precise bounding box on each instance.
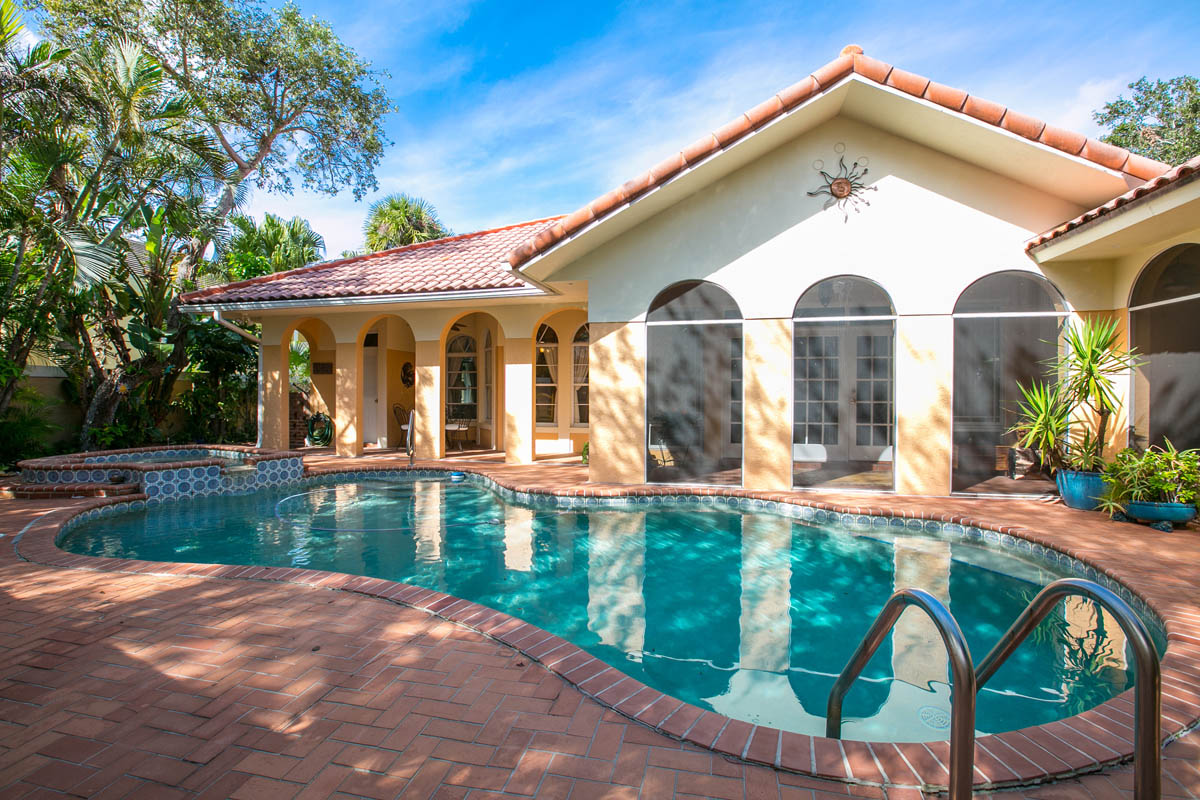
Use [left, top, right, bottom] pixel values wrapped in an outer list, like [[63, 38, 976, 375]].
[[216, 212, 325, 281], [1095, 76, 1200, 165], [362, 193, 449, 252], [39, 0, 394, 278]]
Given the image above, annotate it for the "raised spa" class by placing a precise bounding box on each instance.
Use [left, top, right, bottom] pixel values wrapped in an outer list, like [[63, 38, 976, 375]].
[[59, 477, 1165, 742]]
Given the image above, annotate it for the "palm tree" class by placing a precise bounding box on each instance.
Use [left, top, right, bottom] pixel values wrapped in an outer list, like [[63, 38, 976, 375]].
[[362, 193, 448, 252], [216, 212, 325, 280]]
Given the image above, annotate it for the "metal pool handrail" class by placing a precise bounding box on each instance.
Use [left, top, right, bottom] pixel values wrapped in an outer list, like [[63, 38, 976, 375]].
[[406, 409, 415, 467], [825, 588, 977, 800], [976, 578, 1162, 800]]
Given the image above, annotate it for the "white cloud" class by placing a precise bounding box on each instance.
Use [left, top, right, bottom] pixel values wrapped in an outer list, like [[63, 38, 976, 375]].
[[244, 1, 1194, 247]]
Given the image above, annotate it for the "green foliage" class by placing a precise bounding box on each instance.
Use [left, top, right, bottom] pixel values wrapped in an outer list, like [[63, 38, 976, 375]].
[[0, 384, 61, 468], [1010, 317, 1140, 473], [40, 0, 395, 204], [363, 193, 449, 252], [1095, 76, 1200, 165], [174, 320, 258, 443], [581, 441, 589, 466], [1098, 441, 1200, 515], [213, 212, 325, 281]]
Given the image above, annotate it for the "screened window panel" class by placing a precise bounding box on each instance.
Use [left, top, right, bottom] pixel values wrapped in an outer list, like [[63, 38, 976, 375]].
[[1130, 244, 1200, 308], [795, 277, 893, 318], [1132, 296, 1200, 450], [951, 315, 1062, 493], [648, 281, 742, 322], [646, 322, 742, 485], [954, 271, 1066, 314]]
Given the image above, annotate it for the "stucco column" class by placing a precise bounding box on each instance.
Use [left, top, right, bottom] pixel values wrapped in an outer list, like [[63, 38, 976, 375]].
[[504, 337, 534, 464], [894, 315, 952, 495], [260, 343, 288, 450], [589, 322, 646, 484], [414, 340, 442, 459], [742, 318, 792, 491], [334, 341, 363, 457]]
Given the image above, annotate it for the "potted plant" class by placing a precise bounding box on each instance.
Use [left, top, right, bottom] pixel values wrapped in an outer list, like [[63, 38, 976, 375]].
[[1011, 318, 1140, 510], [1098, 441, 1199, 530]]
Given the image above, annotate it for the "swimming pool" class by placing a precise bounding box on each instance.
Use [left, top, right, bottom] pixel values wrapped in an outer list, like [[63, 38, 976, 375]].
[[59, 476, 1165, 743]]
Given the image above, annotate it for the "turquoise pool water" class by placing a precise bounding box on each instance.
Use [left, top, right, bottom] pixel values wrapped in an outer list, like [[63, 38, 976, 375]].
[[60, 478, 1164, 742]]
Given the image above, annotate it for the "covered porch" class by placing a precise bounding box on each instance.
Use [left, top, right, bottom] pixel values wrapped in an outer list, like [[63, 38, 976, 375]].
[[257, 301, 590, 464]]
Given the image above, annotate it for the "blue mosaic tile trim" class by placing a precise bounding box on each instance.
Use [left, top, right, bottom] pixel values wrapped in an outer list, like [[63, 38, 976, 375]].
[[54, 465, 1165, 637]]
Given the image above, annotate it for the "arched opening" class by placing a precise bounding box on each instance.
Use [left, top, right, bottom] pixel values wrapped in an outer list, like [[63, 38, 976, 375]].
[[441, 311, 503, 452], [1130, 244, 1200, 450], [792, 276, 895, 490], [284, 318, 336, 449], [358, 315, 417, 450], [645, 280, 743, 485], [951, 270, 1068, 494]]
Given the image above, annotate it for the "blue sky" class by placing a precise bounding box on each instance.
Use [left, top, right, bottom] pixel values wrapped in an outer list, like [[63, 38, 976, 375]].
[[248, 0, 1200, 256]]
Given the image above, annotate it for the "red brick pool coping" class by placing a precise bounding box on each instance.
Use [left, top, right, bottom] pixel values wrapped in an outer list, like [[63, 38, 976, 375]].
[[16, 460, 1200, 795]]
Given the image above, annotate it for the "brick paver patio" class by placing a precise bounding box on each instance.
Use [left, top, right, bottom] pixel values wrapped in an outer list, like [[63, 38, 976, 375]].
[[0, 453, 1198, 799]]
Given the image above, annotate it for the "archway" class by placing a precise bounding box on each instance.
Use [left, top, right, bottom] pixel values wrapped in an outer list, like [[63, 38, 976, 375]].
[[1130, 244, 1200, 450], [440, 311, 503, 453], [645, 280, 743, 485], [356, 315, 417, 450], [282, 318, 336, 449], [951, 271, 1068, 494], [792, 276, 895, 490]]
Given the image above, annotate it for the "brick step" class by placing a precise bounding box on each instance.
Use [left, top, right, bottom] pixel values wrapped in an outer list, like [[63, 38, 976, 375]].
[[0, 481, 142, 500]]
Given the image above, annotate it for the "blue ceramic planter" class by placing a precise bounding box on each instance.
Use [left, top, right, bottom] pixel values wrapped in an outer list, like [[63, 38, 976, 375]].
[[1125, 500, 1197, 526], [1056, 470, 1106, 511]]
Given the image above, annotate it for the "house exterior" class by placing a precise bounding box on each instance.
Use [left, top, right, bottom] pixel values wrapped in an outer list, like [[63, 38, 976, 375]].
[[180, 45, 1200, 497]]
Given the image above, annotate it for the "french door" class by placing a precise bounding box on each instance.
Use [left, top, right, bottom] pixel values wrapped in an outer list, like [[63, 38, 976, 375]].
[[793, 322, 893, 464]]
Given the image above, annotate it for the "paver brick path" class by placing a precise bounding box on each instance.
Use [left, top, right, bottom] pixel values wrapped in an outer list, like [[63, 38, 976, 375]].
[[0, 456, 1198, 799]]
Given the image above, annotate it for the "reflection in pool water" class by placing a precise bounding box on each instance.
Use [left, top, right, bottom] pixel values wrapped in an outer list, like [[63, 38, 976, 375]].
[[60, 479, 1163, 742]]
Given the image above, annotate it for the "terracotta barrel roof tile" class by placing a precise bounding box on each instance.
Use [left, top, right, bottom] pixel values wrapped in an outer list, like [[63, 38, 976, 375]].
[[923, 80, 968, 111], [963, 94, 1007, 126], [885, 66, 931, 97], [810, 53, 854, 89], [776, 75, 819, 109], [180, 217, 564, 306], [1000, 108, 1047, 140], [1038, 124, 1088, 155]]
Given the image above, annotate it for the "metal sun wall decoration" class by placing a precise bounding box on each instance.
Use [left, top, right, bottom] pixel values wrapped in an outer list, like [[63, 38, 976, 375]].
[[808, 152, 876, 221]]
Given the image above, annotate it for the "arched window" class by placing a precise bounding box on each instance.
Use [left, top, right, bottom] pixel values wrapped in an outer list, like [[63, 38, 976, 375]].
[[646, 281, 743, 485], [573, 324, 589, 425], [535, 324, 558, 424], [446, 334, 477, 422], [1130, 244, 1200, 449], [793, 277, 895, 490], [483, 330, 493, 423], [952, 271, 1067, 494]]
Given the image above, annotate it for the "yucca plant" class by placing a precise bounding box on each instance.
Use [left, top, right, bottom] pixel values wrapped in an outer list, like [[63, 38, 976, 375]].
[[1010, 317, 1140, 473]]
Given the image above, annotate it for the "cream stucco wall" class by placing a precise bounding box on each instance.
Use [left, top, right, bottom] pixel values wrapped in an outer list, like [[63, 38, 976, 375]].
[[589, 322, 646, 484], [552, 115, 1096, 494]]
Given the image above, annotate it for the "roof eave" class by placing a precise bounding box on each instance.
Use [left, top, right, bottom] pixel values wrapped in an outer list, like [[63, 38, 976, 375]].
[[1029, 169, 1200, 262], [180, 285, 548, 314]]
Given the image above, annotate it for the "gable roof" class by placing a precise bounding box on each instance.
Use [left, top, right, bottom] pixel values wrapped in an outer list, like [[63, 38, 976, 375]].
[[504, 45, 1171, 271], [1027, 154, 1200, 251], [180, 216, 564, 308]]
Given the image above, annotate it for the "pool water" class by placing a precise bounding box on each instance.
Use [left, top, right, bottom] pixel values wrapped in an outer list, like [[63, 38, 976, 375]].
[[60, 479, 1164, 742]]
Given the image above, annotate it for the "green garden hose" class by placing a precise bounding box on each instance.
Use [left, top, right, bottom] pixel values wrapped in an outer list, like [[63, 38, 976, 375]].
[[307, 412, 333, 446]]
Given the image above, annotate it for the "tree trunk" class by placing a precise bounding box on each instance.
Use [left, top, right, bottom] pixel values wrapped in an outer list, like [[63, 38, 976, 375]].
[[80, 371, 125, 451]]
